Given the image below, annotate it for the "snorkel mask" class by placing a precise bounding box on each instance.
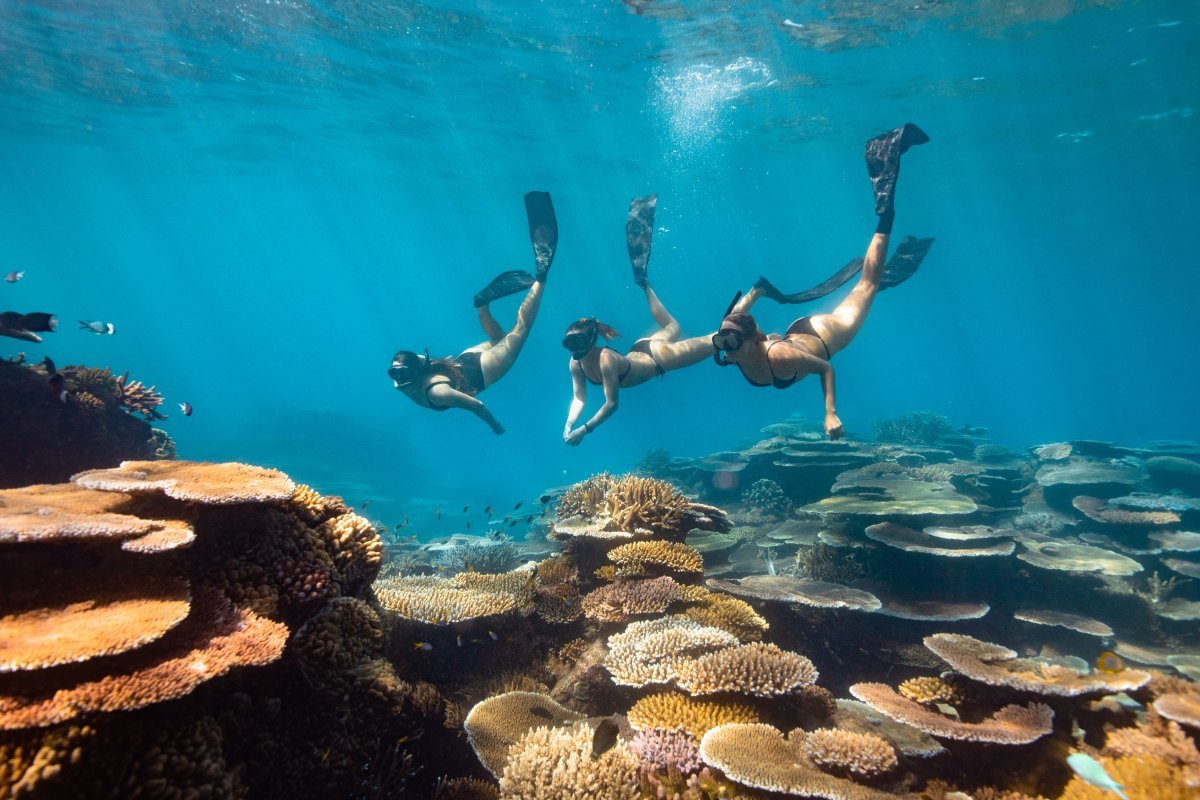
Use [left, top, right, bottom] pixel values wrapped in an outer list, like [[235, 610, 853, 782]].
[[388, 349, 429, 388], [561, 320, 598, 360], [712, 291, 745, 367]]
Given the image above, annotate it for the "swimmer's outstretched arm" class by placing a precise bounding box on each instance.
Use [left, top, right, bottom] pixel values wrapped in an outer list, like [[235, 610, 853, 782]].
[[564, 360, 588, 442], [426, 383, 506, 435], [565, 355, 620, 446], [773, 345, 842, 440]]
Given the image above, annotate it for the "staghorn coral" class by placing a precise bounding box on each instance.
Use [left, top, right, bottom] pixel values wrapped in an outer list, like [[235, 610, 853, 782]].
[[741, 478, 794, 519], [629, 727, 703, 774], [1058, 755, 1192, 800], [113, 373, 166, 421], [0, 575, 190, 672], [627, 692, 759, 741], [535, 554, 575, 587], [464, 692, 589, 779], [604, 615, 739, 688], [73, 460, 296, 505], [0, 590, 287, 730], [498, 721, 639, 800], [605, 475, 690, 535], [801, 728, 898, 778], [676, 642, 819, 697], [924, 633, 1151, 696], [435, 533, 521, 575], [899, 676, 965, 707], [795, 542, 866, 584], [635, 447, 674, 478], [581, 576, 683, 623], [556, 473, 616, 520], [607, 540, 703, 576], [699, 724, 897, 800], [849, 683, 1053, 744], [64, 366, 118, 399], [873, 411, 956, 446]]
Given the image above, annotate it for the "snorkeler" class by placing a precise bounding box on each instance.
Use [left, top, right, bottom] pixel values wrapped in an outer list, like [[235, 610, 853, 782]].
[[561, 195, 717, 446], [389, 191, 558, 434], [711, 123, 931, 441]]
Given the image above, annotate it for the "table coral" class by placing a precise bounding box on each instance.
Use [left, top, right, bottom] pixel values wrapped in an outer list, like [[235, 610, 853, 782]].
[[848, 683, 1053, 744], [676, 642, 818, 697], [800, 728, 898, 778]]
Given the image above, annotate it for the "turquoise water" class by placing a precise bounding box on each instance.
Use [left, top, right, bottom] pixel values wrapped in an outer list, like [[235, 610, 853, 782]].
[[1, 1, 1197, 532]]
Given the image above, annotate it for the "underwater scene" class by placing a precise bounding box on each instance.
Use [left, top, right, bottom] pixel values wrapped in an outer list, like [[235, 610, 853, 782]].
[[2, 1, 1199, 798]]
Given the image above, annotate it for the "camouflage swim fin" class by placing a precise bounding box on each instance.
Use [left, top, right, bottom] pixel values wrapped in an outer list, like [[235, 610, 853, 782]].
[[865, 122, 929, 217], [627, 194, 656, 288], [755, 235, 934, 303], [474, 270, 536, 308], [524, 191, 558, 280]]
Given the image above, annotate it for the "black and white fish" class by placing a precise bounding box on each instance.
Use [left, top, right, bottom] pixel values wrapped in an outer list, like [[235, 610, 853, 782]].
[[79, 320, 115, 335], [4, 271, 24, 283], [178, 402, 193, 417]]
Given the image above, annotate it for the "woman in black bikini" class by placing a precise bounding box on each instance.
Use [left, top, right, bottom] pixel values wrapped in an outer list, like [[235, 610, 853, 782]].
[[389, 191, 557, 434], [561, 195, 716, 446], [712, 123, 930, 440]]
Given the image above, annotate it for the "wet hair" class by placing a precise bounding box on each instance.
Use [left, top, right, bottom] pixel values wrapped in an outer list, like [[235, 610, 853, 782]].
[[565, 317, 620, 341], [720, 312, 767, 343], [391, 349, 467, 390]]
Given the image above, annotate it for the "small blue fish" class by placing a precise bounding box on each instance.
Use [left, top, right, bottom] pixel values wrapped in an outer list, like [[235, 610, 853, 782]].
[[1066, 754, 1128, 800], [178, 402, 193, 417]]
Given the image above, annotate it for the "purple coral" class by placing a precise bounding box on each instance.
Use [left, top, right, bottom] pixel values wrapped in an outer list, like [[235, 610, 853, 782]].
[[631, 728, 702, 775]]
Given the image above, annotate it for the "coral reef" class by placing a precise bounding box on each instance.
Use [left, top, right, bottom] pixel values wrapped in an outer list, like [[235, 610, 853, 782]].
[[741, 478, 794, 520], [498, 721, 640, 800], [627, 692, 759, 740], [873, 411, 956, 446], [581, 576, 683, 623], [675, 642, 819, 697], [800, 728, 898, 778]]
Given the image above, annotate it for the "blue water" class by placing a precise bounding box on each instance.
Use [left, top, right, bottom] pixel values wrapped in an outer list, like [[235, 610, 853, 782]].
[[2, 1, 1197, 533]]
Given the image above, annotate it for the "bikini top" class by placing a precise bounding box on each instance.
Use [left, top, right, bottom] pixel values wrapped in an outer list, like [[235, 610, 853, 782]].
[[738, 340, 799, 389], [582, 347, 632, 386]]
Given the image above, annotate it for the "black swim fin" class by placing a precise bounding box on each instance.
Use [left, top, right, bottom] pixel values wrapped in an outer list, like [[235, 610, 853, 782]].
[[524, 191, 558, 281], [474, 270, 536, 308], [754, 235, 934, 303], [865, 122, 929, 218], [627, 194, 656, 288], [880, 235, 935, 289]]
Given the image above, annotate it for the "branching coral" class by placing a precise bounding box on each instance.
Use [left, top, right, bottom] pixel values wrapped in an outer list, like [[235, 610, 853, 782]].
[[375, 565, 536, 625], [675, 642, 818, 697], [435, 533, 521, 575], [556, 473, 616, 520], [604, 475, 690, 535], [679, 587, 768, 642], [801, 728, 898, 778], [499, 721, 639, 800], [873, 411, 956, 445], [604, 615, 739, 688], [608, 541, 703, 576], [113, 373, 166, 421], [627, 692, 759, 741], [581, 576, 683, 623], [464, 692, 586, 778], [630, 728, 703, 774], [899, 676, 964, 706]]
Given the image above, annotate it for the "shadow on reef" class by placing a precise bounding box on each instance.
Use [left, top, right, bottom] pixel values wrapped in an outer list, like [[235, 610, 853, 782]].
[[3, 410, 1200, 800]]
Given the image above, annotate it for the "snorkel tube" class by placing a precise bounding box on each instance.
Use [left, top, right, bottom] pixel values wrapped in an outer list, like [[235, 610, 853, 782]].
[[389, 348, 430, 387], [561, 319, 599, 360]]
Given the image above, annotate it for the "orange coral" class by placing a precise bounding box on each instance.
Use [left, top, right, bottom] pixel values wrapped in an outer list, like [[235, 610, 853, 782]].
[[801, 728, 898, 778], [0, 591, 287, 730], [849, 683, 1053, 744], [73, 460, 296, 505], [1057, 755, 1192, 800]]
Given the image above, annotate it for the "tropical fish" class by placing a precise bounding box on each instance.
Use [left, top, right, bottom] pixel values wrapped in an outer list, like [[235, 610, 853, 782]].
[[40, 356, 56, 374], [484, 504, 493, 516], [508, 518, 519, 527], [456, 634, 463, 648], [465, 521, 471, 530], [513, 501, 523, 510], [395, 728, 424, 745], [360, 500, 370, 510], [435, 509, 442, 520], [488, 630, 498, 641], [1066, 754, 1128, 800], [1095, 652, 1125, 674], [591, 717, 620, 759], [178, 402, 193, 417], [413, 641, 432, 651], [48, 372, 66, 403], [462, 504, 470, 513], [79, 320, 115, 335], [5, 271, 24, 283]]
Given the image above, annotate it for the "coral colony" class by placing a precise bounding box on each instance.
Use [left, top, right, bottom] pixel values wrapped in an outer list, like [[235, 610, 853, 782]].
[[1, 408, 1199, 798]]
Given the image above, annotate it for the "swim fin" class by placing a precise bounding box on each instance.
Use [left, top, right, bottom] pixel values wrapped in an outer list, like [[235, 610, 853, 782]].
[[474, 270, 536, 308], [627, 194, 656, 288], [754, 236, 934, 303], [880, 235, 935, 289], [524, 191, 558, 281], [865, 123, 929, 217]]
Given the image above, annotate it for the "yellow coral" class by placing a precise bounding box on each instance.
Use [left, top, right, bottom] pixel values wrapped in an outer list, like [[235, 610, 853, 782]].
[[608, 540, 703, 575], [679, 587, 768, 642], [604, 475, 689, 534], [556, 473, 616, 519], [899, 676, 964, 706], [1058, 755, 1191, 800], [676, 642, 818, 697], [627, 692, 759, 741], [801, 728, 897, 778], [499, 721, 639, 800]]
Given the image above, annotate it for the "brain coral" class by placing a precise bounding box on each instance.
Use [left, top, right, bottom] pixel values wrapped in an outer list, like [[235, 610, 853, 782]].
[[676, 642, 818, 697], [498, 721, 638, 800], [627, 692, 759, 741]]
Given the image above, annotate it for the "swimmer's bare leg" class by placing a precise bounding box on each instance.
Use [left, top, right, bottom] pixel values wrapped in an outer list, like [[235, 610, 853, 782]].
[[644, 284, 681, 342], [477, 305, 505, 344], [478, 279, 544, 386]]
